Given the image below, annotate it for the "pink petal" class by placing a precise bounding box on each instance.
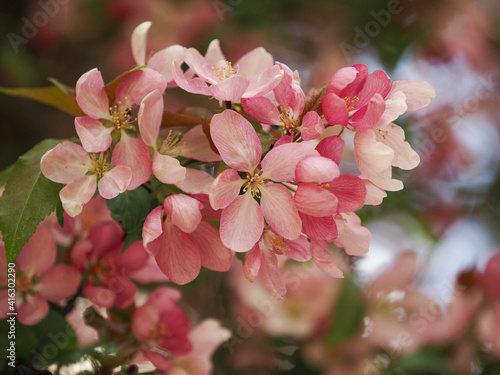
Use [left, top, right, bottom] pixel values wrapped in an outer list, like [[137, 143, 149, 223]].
[[295, 183, 338, 217], [75, 116, 113, 153], [37, 265, 81, 302], [274, 135, 293, 147], [113, 240, 149, 273], [374, 123, 420, 170], [210, 75, 250, 102], [187, 319, 232, 359], [190, 221, 233, 272], [210, 110, 262, 172], [115, 68, 167, 106], [155, 220, 201, 284], [242, 64, 284, 99], [147, 286, 182, 309], [132, 304, 159, 342], [261, 142, 318, 182], [175, 168, 213, 194], [164, 194, 203, 234], [17, 226, 55, 277], [241, 96, 281, 126], [236, 47, 274, 77], [60, 175, 97, 217], [300, 212, 338, 241], [71, 240, 93, 271], [260, 183, 301, 240], [390, 80, 436, 112], [209, 169, 243, 210], [350, 93, 386, 129], [138, 89, 163, 148], [259, 242, 286, 298], [322, 93, 349, 126], [310, 241, 344, 278], [180, 125, 222, 162], [204, 39, 226, 66], [111, 132, 152, 190], [142, 207, 164, 257], [340, 64, 368, 99], [192, 193, 221, 221], [144, 350, 173, 371], [360, 175, 387, 205], [300, 111, 324, 141], [295, 156, 340, 183], [152, 152, 186, 185], [356, 70, 392, 108], [315, 136, 345, 165], [131, 258, 170, 283], [148, 45, 185, 82], [284, 234, 311, 261], [83, 282, 116, 308], [102, 275, 137, 309], [131, 21, 151, 66], [40, 141, 89, 184], [374, 90, 407, 126], [354, 129, 402, 191], [244, 245, 261, 282], [327, 175, 366, 212], [87, 220, 123, 258], [184, 47, 218, 82], [334, 213, 371, 256], [172, 60, 212, 96], [326, 66, 358, 96], [75, 68, 110, 119], [98, 165, 132, 199], [220, 192, 263, 252], [18, 294, 49, 325]]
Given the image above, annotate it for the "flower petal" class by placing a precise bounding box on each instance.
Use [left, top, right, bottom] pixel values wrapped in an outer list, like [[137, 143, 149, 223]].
[[259, 242, 286, 298], [172, 60, 212, 96], [334, 213, 371, 256], [294, 183, 338, 217], [75, 68, 110, 119], [295, 156, 340, 183], [60, 175, 97, 217], [374, 123, 420, 170], [210, 75, 250, 102], [322, 93, 349, 126], [209, 169, 243, 210], [138, 89, 163, 148], [40, 142, 89, 184], [243, 245, 261, 282], [143, 206, 164, 256], [164, 194, 203, 234], [300, 111, 324, 141], [190, 221, 233, 272], [37, 265, 81, 302], [175, 168, 213, 194], [148, 45, 185, 82], [210, 110, 261, 172], [111, 132, 152, 190], [300, 212, 338, 241], [204, 39, 226, 65], [98, 165, 132, 199], [310, 241, 344, 278], [350, 93, 386, 129], [18, 294, 49, 325], [152, 152, 186, 185], [155, 220, 201, 284], [75, 116, 113, 153], [260, 183, 301, 240], [236, 47, 274, 77], [315, 136, 345, 165], [83, 282, 116, 308], [327, 175, 366, 212], [115, 68, 167, 106], [220, 192, 263, 252], [17, 226, 55, 277], [284, 235, 312, 261], [356, 69, 392, 108], [180, 125, 222, 162], [390, 80, 436, 112], [241, 96, 281, 126], [261, 142, 318, 182], [242, 65, 284, 99], [132, 304, 159, 342], [360, 175, 387, 205], [131, 21, 151, 66], [326, 66, 358, 96], [144, 350, 173, 371]]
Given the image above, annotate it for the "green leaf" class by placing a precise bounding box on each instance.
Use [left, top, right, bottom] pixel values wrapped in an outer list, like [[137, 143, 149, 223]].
[[0, 164, 14, 186], [0, 84, 83, 116], [56, 201, 65, 228], [106, 186, 151, 252], [325, 277, 364, 346], [0, 139, 64, 264]]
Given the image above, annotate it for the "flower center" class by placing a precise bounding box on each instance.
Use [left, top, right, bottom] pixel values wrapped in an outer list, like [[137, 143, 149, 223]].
[[148, 321, 171, 343], [159, 130, 182, 157], [243, 170, 265, 198], [17, 271, 36, 293], [344, 96, 359, 111], [92, 256, 117, 276], [88, 153, 109, 179], [263, 230, 290, 255], [212, 61, 238, 81], [109, 97, 136, 129], [277, 104, 298, 134]]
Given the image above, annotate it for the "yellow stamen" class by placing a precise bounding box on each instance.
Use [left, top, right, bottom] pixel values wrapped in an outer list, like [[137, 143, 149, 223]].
[[212, 61, 238, 81], [344, 96, 360, 111]]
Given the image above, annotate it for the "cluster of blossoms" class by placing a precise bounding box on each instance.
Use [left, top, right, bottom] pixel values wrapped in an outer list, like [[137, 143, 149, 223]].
[[39, 20, 435, 304]]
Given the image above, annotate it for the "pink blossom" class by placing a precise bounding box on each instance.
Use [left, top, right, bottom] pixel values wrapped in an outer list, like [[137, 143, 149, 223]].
[[132, 287, 192, 371], [243, 228, 312, 298], [172, 39, 283, 103], [209, 110, 319, 252], [71, 221, 148, 309], [0, 226, 81, 325], [142, 194, 232, 285], [41, 141, 132, 217], [242, 62, 324, 140], [75, 67, 166, 189]]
